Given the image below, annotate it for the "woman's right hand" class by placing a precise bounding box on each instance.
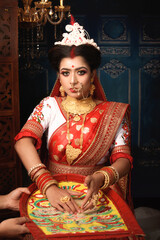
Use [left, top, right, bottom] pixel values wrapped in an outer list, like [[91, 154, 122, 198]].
[[46, 185, 82, 214]]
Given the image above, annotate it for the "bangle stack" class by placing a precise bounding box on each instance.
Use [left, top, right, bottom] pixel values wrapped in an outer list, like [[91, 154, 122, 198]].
[[35, 170, 58, 197], [28, 163, 58, 197], [108, 166, 119, 183], [94, 165, 120, 190], [30, 165, 47, 182], [28, 163, 46, 176], [94, 170, 110, 190]]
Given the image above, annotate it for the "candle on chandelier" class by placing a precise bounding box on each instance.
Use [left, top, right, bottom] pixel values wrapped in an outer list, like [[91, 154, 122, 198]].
[[60, 0, 64, 6]]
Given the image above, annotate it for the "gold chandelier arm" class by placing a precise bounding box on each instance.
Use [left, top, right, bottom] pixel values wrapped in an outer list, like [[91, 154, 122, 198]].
[[41, 16, 48, 25], [29, 0, 33, 6], [46, 11, 64, 25], [35, 9, 48, 25]]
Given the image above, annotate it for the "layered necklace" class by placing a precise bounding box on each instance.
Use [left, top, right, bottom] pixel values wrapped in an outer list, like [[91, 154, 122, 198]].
[[62, 95, 96, 165]]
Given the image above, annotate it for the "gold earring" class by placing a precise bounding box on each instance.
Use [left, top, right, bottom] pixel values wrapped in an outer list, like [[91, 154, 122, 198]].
[[91, 76, 94, 83], [59, 86, 65, 97], [90, 84, 95, 96]]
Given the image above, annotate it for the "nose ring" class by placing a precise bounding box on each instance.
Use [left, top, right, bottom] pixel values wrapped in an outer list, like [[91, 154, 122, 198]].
[[70, 79, 77, 86]]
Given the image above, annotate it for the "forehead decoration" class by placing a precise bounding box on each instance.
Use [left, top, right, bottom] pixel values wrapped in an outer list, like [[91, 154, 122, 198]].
[[54, 21, 100, 50]]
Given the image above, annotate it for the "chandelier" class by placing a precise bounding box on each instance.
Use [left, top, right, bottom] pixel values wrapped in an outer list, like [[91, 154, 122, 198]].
[[18, 0, 71, 67], [18, 0, 71, 27]]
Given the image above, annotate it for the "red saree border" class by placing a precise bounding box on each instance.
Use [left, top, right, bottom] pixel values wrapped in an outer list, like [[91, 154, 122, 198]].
[[75, 102, 130, 166], [14, 120, 44, 149], [20, 174, 145, 240], [111, 145, 131, 155], [14, 130, 42, 150], [48, 161, 105, 176], [54, 96, 67, 119]]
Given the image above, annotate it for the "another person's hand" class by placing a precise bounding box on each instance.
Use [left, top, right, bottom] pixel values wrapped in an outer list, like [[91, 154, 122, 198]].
[[46, 185, 82, 214], [4, 187, 30, 211], [0, 217, 30, 238], [81, 173, 104, 211]]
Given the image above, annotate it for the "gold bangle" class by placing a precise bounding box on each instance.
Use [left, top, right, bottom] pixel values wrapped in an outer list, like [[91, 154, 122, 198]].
[[32, 172, 42, 182], [28, 163, 46, 176], [31, 167, 47, 181], [42, 180, 58, 197], [108, 166, 119, 183], [94, 170, 110, 190], [91, 193, 99, 206]]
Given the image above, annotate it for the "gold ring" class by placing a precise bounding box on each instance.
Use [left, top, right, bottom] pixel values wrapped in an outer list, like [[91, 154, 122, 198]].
[[91, 194, 99, 206], [60, 196, 71, 203]]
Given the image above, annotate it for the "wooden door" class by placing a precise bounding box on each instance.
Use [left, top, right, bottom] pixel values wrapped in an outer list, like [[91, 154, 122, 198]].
[[95, 15, 160, 203]]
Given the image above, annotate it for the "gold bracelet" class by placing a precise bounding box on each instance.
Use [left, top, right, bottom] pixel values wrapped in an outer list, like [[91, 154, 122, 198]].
[[31, 166, 47, 181], [28, 163, 46, 176], [94, 170, 110, 190], [42, 180, 58, 197], [108, 166, 119, 183]]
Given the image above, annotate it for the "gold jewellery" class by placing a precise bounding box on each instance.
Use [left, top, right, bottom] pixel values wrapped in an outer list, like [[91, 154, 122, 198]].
[[60, 196, 71, 203], [62, 95, 96, 115], [62, 95, 96, 165], [93, 166, 120, 190], [59, 82, 95, 97], [91, 193, 99, 206], [66, 112, 86, 165], [59, 86, 65, 97]]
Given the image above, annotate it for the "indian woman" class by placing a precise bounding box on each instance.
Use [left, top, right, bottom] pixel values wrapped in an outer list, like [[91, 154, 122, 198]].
[[14, 19, 145, 239]]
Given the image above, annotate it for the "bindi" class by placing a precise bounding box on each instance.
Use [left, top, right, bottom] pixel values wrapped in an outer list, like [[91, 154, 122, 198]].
[[71, 65, 74, 68]]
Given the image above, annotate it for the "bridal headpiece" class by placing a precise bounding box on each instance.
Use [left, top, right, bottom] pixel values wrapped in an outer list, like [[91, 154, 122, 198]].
[[54, 17, 100, 50]]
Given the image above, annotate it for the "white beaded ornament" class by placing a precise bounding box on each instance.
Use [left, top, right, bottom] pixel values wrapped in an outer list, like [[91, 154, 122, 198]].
[[54, 22, 100, 50]]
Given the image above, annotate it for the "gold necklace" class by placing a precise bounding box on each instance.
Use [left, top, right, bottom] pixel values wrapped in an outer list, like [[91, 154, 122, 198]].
[[62, 95, 96, 115], [62, 96, 96, 165], [66, 112, 87, 165]]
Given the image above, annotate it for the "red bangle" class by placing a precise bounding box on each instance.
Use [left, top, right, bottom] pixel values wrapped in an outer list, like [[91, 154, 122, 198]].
[[101, 166, 119, 184], [94, 165, 120, 190], [35, 170, 58, 196], [40, 177, 53, 191], [39, 175, 53, 189], [30, 166, 47, 181], [36, 172, 50, 188]]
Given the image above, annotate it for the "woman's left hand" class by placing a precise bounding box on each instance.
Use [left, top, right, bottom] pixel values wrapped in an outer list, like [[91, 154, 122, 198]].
[[81, 172, 104, 211]]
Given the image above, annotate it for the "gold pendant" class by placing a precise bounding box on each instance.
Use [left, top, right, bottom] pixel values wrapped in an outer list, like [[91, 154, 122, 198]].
[[66, 144, 82, 165], [73, 115, 81, 122]]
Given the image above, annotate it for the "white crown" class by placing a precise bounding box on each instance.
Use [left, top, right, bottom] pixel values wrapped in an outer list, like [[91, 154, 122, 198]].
[[54, 22, 100, 50]]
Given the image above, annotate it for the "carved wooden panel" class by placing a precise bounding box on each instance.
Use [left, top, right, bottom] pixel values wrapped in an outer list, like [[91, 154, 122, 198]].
[[137, 15, 160, 171], [99, 60, 131, 104], [0, 8, 11, 57], [98, 16, 131, 105], [82, 14, 160, 199], [0, 0, 21, 201], [0, 63, 12, 110], [0, 168, 17, 194], [98, 16, 130, 44], [0, 116, 14, 163]]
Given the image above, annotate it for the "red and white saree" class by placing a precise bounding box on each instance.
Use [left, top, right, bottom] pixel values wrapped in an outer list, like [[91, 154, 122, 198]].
[[16, 76, 145, 239]]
